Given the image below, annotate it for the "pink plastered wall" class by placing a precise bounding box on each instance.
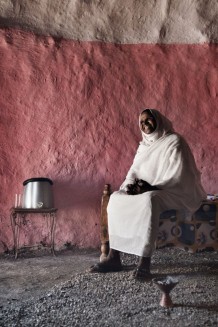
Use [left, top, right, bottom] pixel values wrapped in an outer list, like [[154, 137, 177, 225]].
[[0, 29, 217, 252]]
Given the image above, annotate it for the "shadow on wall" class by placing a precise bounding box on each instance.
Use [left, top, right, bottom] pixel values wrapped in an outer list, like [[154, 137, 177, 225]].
[[53, 178, 105, 210]]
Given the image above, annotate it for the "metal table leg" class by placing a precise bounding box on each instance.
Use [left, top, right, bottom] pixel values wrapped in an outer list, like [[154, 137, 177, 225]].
[[50, 212, 56, 255], [10, 211, 17, 257], [10, 208, 57, 258]]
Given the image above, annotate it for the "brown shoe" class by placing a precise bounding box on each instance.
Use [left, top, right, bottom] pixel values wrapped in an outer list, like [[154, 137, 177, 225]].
[[133, 267, 152, 281], [89, 262, 123, 273]]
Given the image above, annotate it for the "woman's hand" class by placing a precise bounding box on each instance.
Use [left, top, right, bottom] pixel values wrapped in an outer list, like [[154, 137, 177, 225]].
[[126, 184, 140, 195], [125, 180, 159, 195]]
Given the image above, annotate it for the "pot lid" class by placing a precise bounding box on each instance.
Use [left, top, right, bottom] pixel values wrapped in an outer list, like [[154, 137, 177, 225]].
[[23, 177, 53, 186]]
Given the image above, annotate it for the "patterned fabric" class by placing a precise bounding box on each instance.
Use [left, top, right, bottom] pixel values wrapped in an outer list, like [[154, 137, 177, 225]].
[[157, 201, 218, 252]]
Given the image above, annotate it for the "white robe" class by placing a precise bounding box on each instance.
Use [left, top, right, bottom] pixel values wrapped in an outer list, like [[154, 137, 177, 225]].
[[107, 132, 206, 257]]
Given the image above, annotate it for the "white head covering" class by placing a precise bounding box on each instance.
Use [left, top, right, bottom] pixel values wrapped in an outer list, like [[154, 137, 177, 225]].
[[139, 109, 173, 146]]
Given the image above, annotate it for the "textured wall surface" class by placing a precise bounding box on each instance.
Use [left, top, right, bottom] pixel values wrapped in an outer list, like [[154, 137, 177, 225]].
[[0, 0, 217, 253], [0, 0, 217, 43]]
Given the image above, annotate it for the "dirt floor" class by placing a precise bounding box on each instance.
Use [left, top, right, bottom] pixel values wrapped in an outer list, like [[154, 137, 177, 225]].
[[0, 248, 99, 306], [0, 247, 218, 326]]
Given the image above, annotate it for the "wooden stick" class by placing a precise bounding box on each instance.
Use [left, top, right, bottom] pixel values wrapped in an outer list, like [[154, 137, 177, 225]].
[[100, 184, 111, 262]]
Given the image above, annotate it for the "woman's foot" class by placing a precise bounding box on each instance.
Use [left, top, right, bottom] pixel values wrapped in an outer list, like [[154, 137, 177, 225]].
[[89, 249, 122, 273], [133, 256, 152, 281]]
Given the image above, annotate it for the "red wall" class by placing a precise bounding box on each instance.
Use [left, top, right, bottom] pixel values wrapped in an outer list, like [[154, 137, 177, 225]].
[[0, 28, 217, 252]]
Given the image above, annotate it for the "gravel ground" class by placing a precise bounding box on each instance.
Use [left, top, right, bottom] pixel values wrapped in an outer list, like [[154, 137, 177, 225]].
[[0, 248, 217, 327]]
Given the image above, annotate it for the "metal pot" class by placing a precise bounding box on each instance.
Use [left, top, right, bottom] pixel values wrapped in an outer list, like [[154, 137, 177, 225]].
[[22, 177, 54, 209]]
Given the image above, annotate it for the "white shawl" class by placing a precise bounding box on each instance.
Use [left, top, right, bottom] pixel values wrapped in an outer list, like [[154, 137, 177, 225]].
[[108, 110, 206, 256], [120, 109, 206, 212]]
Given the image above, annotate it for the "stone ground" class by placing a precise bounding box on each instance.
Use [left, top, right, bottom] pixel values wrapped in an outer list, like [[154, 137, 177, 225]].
[[0, 247, 217, 327]]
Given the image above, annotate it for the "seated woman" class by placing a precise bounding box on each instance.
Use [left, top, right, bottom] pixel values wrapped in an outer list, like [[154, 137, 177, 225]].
[[90, 109, 206, 280]]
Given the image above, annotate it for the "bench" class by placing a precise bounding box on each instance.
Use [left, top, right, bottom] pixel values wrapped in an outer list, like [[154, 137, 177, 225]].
[[100, 184, 218, 261]]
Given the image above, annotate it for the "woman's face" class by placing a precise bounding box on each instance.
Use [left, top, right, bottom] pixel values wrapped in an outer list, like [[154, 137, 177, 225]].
[[140, 112, 157, 134]]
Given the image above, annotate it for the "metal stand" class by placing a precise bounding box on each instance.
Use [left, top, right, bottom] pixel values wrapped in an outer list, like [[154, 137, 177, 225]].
[[10, 208, 58, 259]]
